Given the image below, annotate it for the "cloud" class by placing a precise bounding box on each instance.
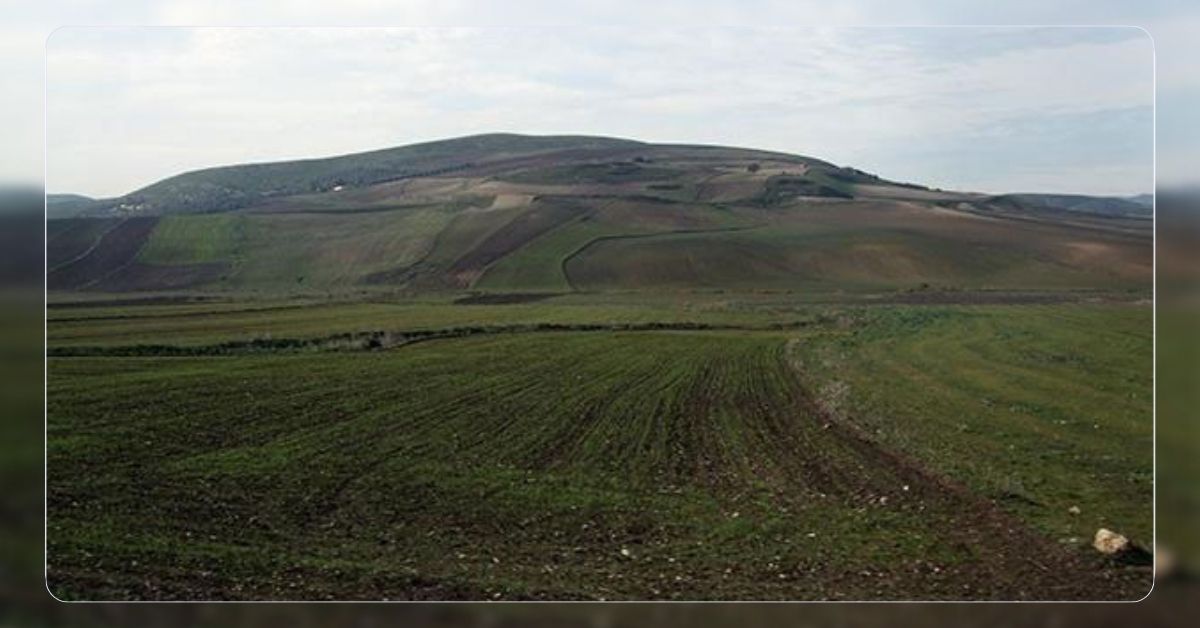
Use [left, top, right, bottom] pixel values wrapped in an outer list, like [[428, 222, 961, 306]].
[[46, 26, 1152, 196]]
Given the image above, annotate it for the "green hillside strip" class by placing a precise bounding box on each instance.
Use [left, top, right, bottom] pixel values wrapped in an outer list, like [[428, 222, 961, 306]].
[[475, 216, 633, 292], [227, 207, 451, 289], [563, 224, 1147, 292], [478, 200, 760, 292], [134, 208, 456, 289], [415, 205, 528, 268], [138, 214, 244, 265], [378, 199, 588, 289], [444, 200, 585, 283]]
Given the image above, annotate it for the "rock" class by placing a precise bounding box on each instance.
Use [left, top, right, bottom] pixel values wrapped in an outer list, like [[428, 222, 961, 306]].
[[1068, 505, 1081, 515], [1093, 528, 1129, 554], [1091, 528, 1151, 565]]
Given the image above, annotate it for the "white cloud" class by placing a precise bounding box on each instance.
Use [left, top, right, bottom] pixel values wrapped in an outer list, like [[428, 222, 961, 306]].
[[44, 25, 1153, 196], [5, 1, 1199, 192]]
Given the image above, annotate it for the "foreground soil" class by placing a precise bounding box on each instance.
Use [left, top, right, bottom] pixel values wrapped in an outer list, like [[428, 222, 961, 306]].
[[46, 297, 1152, 600]]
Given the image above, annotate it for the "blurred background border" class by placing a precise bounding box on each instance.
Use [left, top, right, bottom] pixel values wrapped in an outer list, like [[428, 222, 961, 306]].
[[3, 2, 1197, 626]]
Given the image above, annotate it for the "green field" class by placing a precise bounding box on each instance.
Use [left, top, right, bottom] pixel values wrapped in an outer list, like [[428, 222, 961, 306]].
[[44, 134, 1155, 601], [46, 295, 1152, 600], [137, 214, 245, 264], [788, 304, 1153, 543]]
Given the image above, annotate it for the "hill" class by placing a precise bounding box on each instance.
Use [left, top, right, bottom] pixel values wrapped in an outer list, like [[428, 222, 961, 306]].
[[988, 193, 1151, 218], [47, 133, 1152, 294], [46, 193, 99, 219]]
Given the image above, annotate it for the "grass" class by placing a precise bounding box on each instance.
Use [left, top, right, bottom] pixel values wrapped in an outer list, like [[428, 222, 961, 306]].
[[564, 224, 1145, 292], [232, 208, 451, 288], [49, 185, 1151, 295], [45, 295, 1153, 600], [137, 214, 244, 264], [471, 201, 743, 291], [788, 304, 1153, 544], [500, 162, 682, 185], [34, 133, 1161, 601], [118, 134, 643, 214], [473, 218, 597, 291], [45, 294, 832, 349]]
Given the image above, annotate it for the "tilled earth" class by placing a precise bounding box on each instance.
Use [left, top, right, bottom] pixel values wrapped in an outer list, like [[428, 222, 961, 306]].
[[46, 329, 1151, 600]]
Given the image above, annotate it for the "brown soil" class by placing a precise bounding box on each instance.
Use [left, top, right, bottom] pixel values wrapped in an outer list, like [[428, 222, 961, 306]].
[[47, 216, 229, 292], [443, 199, 585, 286], [47, 217, 159, 290]]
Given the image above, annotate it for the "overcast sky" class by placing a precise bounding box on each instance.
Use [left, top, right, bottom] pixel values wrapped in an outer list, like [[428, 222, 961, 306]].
[[46, 26, 1153, 198]]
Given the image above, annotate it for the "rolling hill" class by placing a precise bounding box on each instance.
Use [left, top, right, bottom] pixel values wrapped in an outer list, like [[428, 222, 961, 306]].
[[47, 133, 1152, 294]]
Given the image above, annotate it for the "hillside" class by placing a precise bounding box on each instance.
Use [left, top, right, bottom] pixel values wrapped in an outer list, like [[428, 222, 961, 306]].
[[45, 193, 99, 219], [988, 193, 1151, 218], [47, 133, 1152, 294]]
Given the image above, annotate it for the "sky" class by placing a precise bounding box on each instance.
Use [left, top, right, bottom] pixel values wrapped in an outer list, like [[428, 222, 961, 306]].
[[5, 2, 1186, 199], [44, 26, 1155, 199]]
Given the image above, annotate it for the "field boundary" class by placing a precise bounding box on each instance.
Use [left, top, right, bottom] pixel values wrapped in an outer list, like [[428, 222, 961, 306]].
[[560, 222, 763, 291], [46, 320, 823, 357]]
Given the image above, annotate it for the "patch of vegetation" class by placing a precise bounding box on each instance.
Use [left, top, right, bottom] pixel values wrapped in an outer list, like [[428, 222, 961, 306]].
[[45, 295, 1152, 600], [788, 304, 1153, 545], [754, 175, 853, 206], [45, 296, 820, 349], [226, 206, 452, 289], [138, 214, 245, 265], [103, 134, 645, 215], [502, 162, 683, 185]]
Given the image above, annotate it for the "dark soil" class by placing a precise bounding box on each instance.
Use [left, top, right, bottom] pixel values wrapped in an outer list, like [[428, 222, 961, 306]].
[[454, 292, 560, 305], [46, 216, 229, 292], [47, 217, 159, 290]]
